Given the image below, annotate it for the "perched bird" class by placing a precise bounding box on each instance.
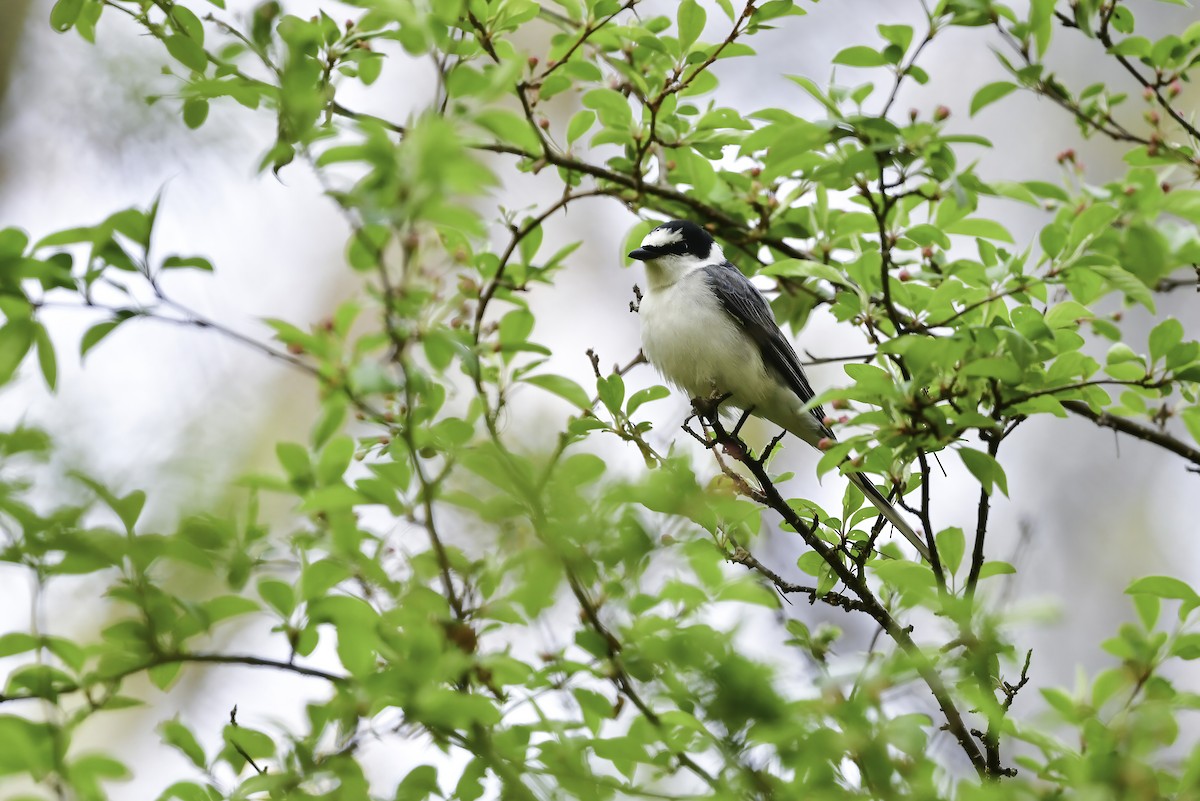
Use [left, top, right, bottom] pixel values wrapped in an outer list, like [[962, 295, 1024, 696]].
[[628, 219, 931, 562]]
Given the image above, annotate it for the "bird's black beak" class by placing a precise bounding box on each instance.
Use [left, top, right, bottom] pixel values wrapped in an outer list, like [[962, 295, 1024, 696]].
[[628, 248, 653, 260]]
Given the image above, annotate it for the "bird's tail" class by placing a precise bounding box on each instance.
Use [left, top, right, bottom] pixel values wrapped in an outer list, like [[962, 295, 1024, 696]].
[[846, 471, 932, 562]]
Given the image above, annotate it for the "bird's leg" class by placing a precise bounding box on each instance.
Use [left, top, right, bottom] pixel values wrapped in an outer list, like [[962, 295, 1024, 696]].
[[691, 391, 733, 421]]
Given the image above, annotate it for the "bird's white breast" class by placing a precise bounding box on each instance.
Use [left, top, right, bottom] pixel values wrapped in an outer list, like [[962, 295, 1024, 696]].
[[640, 270, 769, 404]]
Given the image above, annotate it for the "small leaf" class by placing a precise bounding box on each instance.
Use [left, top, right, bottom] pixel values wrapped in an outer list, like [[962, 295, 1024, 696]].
[[1148, 318, 1183, 364], [1091, 264, 1156, 312], [162, 255, 214, 271], [566, 110, 595, 144], [524, 373, 592, 410], [0, 320, 35, 386], [149, 661, 182, 690], [832, 46, 888, 67], [627, 385, 669, 415], [50, 0, 84, 32], [959, 447, 1008, 496], [315, 436, 354, 485], [945, 217, 1014, 243], [970, 81, 1018, 116], [113, 490, 146, 533], [1126, 575, 1199, 603], [0, 632, 39, 657], [677, 0, 706, 51], [977, 561, 1015, 579], [935, 527, 965, 574], [258, 578, 296, 617], [80, 318, 128, 358], [182, 98, 209, 129], [33, 323, 56, 391], [597, 374, 625, 416], [161, 719, 208, 769], [164, 34, 208, 73]]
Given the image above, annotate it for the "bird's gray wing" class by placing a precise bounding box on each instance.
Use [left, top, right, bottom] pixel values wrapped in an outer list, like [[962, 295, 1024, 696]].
[[701, 262, 828, 426]]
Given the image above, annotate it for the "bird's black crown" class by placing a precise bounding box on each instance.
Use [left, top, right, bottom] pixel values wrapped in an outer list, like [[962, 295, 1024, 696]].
[[628, 219, 716, 261]]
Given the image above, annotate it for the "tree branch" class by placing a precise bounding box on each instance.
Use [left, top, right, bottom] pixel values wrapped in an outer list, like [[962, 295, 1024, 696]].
[[697, 412, 988, 775], [1063, 400, 1200, 469]]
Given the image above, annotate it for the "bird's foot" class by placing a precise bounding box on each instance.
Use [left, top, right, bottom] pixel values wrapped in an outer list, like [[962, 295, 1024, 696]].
[[689, 391, 734, 422]]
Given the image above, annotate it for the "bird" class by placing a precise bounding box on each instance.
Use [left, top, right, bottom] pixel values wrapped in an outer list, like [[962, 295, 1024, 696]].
[[628, 219, 931, 562]]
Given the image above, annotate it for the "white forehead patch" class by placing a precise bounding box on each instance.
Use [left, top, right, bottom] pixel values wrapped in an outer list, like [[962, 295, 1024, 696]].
[[641, 226, 684, 248]]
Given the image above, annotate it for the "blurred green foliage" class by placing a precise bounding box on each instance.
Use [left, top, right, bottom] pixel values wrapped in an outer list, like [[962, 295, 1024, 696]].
[[0, 0, 1199, 798]]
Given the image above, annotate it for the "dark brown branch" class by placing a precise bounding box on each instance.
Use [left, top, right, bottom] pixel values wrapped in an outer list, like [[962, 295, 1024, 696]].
[[561, 571, 721, 789], [472, 189, 606, 339], [1063, 400, 1200, 468], [698, 414, 987, 774], [0, 652, 345, 705], [229, 705, 267, 775], [965, 427, 1002, 598], [916, 451, 946, 590], [727, 546, 869, 613], [534, 0, 638, 84], [1059, 10, 1200, 142]]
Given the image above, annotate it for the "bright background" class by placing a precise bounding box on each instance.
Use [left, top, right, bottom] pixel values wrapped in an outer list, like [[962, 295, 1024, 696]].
[[1, 0, 1198, 796]]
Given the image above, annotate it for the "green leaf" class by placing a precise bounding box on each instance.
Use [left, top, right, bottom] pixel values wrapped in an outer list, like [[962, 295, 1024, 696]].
[[0, 715, 56, 776], [1133, 593, 1160, 630], [523, 373, 592, 410], [1091, 264, 1156, 312], [299, 484, 364, 513], [832, 46, 888, 67], [945, 217, 1014, 243], [395, 765, 441, 801], [182, 98, 209, 129], [414, 689, 501, 729], [164, 34, 209, 73], [1069, 205, 1120, 246], [1108, 35, 1151, 58], [582, 89, 632, 129], [148, 661, 182, 691], [112, 490, 146, 533], [277, 442, 312, 484], [1148, 318, 1183, 364], [473, 109, 540, 152], [0, 320, 35, 386], [1029, 0, 1054, 57], [80, 317, 130, 358], [161, 256, 213, 275], [597, 373, 625, 416], [566, 110, 595, 145], [959, 447, 1008, 496], [258, 578, 296, 617], [50, 0, 84, 31], [0, 633, 39, 658], [1171, 633, 1200, 660], [316, 436, 354, 484], [935, 527, 965, 574], [498, 308, 534, 347], [878, 23, 913, 52], [977, 561, 1016, 579], [223, 724, 276, 760], [33, 324, 56, 392], [677, 0, 706, 51], [1126, 575, 1200, 603], [1183, 406, 1200, 445], [970, 81, 1018, 116], [627, 385, 669, 415], [161, 719, 207, 769], [159, 781, 211, 801]]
